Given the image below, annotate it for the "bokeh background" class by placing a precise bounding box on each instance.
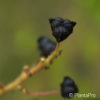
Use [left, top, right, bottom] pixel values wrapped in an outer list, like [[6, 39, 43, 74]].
[[0, 0, 100, 100]]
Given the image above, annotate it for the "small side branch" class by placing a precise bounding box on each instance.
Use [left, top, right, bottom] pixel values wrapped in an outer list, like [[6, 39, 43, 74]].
[[18, 84, 60, 96], [26, 90, 60, 96]]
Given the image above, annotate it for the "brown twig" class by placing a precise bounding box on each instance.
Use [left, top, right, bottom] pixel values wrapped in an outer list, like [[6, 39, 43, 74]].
[[0, 43, 61, 96], [18, 84, 60, 96], [26, 90, 60, 96]]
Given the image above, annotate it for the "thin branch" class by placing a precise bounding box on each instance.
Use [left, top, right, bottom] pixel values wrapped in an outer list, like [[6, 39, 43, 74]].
[[26, 90, 60, 96], [0, 43, 61, 96], [18, 84, 60, 96]]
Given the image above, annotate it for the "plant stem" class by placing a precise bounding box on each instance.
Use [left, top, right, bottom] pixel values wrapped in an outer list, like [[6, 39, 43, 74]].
[[0, 43, 61, 96], [26, 90, 60, 96]]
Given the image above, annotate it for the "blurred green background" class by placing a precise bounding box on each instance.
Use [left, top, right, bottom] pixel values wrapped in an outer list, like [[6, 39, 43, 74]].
[[0, 0, 100, 100]]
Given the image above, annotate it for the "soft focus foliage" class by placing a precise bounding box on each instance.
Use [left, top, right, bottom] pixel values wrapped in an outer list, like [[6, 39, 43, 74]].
[[0, 0, 100, 100]]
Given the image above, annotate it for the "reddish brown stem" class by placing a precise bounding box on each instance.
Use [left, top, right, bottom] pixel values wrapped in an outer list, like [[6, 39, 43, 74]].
[[26, 90, 60, 96]]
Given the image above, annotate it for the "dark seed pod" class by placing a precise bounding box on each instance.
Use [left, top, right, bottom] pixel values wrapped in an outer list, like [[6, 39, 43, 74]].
[[60, 76, 78, 98], [49, 17, 76, 42], [38, 36, 56, 57]]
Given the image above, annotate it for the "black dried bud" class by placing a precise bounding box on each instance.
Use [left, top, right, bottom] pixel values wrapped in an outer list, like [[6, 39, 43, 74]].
[[38, 36, 56, 57], [49, 17, 76, 42], [60, 76, 78, 98]]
